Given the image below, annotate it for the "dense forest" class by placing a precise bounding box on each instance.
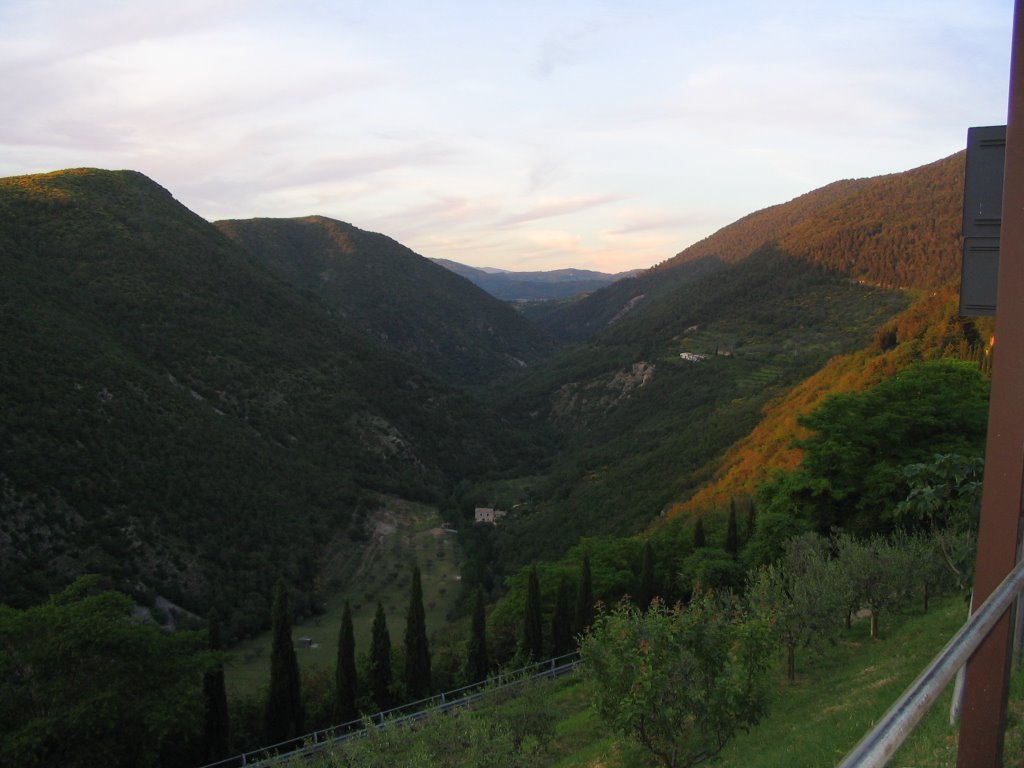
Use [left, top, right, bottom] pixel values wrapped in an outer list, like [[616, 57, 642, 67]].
[[0, 169, 541, 631], [215, 216, 553, 384]]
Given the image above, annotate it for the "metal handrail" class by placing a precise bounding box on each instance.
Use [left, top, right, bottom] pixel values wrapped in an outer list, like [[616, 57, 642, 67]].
[[199, 652, 581, 768], [837, 557, 1024, 767]]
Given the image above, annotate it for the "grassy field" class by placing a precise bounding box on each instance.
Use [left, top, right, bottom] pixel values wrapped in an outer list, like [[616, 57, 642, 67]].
[[545, 594, 1024, 768], [224, 499, 464, 697]]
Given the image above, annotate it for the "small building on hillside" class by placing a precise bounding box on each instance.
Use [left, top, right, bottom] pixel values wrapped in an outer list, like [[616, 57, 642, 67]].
[[679, 352, 708, 363], [474, 507, 508, 524]]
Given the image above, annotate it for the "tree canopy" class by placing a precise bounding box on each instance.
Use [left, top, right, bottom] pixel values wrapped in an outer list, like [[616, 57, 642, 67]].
[[758, 360, 989, 535], [580, 593, 773, 768], [0, 576, 208, 768]]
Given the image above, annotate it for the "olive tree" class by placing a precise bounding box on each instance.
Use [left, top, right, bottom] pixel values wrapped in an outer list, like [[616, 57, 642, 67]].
[[748, 532, 845, 681], [579, 593, 773, 768]]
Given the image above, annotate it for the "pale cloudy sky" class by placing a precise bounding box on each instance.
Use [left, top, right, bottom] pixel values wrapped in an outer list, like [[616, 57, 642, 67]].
[[0, 1, 1014, 271]]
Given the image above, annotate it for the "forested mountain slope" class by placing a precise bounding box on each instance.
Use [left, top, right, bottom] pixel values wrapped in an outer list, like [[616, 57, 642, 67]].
[[480, 153, 970, 573], [662, 288, 991, 525], [485, 252, 911, 571], [0, 169, 533, 633], [215, 217, 553, 384], [534, 153, 964, 343]]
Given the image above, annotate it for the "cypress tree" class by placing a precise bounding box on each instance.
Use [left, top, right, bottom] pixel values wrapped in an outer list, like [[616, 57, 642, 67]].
[[465, 588, 489, 685], [574, 554, 594, 636], [335, 601, 358, 724], [746, 500, 758, 543], [694, 517, 707, 548], [403, 565, 432, 700], [638, 540, 656, 610], [551, 575, 573, 656], [725, 501, 740, 556], [265, 579, 303, 744], [369, 601, 392, 712], [522, 566, 544, 661], [202, 610, 230, 761]]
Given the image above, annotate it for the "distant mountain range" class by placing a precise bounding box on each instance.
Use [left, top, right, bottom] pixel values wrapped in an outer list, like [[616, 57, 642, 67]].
[[430, 257, 641, 301]]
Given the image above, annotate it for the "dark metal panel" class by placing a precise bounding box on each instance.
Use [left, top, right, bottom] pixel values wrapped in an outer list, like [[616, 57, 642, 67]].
[[961, 125, 1006, 316], [963, 125, 1007, 238], [960, 238, 1000, 316]]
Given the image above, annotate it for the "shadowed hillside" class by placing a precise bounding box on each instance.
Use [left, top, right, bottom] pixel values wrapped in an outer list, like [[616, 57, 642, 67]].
[[216, 216, 553, 385], [0, 169, 535, 633]]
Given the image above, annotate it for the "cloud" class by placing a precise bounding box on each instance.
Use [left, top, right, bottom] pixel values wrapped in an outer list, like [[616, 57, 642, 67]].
[[533, 38, 574, 80], [609, 211, 722, 236], [0, 0, 1014, 274], [495, 195, 619, 228]]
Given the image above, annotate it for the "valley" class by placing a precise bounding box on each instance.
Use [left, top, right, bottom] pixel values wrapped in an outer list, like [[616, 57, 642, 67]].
[[0, 152, 994, 766]]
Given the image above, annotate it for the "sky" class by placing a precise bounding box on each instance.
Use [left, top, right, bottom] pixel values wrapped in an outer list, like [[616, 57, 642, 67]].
[[0, 1, 1015, 272]]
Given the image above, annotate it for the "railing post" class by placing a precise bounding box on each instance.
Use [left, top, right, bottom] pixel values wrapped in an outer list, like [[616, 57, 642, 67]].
[[958, 2, 1024, 763]]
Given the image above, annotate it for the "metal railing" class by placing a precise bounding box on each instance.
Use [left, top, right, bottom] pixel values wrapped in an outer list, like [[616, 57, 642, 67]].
[[199, 652, 581, 768], [837, 557, 1024, 767]]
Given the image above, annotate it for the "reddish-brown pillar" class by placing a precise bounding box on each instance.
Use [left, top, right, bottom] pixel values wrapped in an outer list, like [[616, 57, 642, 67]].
[[957, 2, 1024, 765]]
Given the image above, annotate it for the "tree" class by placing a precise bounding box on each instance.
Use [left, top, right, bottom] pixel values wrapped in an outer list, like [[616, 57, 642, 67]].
[[900, 532, 954, 614], [580, 594, 773, 768], [336, 601, 358, 723], [679, 548, 744, 598], [522, 566, 544, 661], [574, 553, 594, 636], [895, 453, 983, 591], [741, 509, 812, 570], [265, 579, 304, 744], [724, 501, 739, 556], [203, 610, 230, 761], [0, 576, 208, 768], [403, 565, 432, 700], [550, 576, 573, 656], [760, 361, 989, 535], [465, 588, 489, 685], [693, 518, 707, 548], [834, 533, 913, 639], [748, 533, 845, 681], [369, 601, 392, 711], [745, 500, 757, 544], [637, 540, 656, 610]]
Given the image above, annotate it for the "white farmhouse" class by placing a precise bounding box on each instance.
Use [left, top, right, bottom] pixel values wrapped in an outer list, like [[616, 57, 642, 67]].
[[474, 507, 508, 524]]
